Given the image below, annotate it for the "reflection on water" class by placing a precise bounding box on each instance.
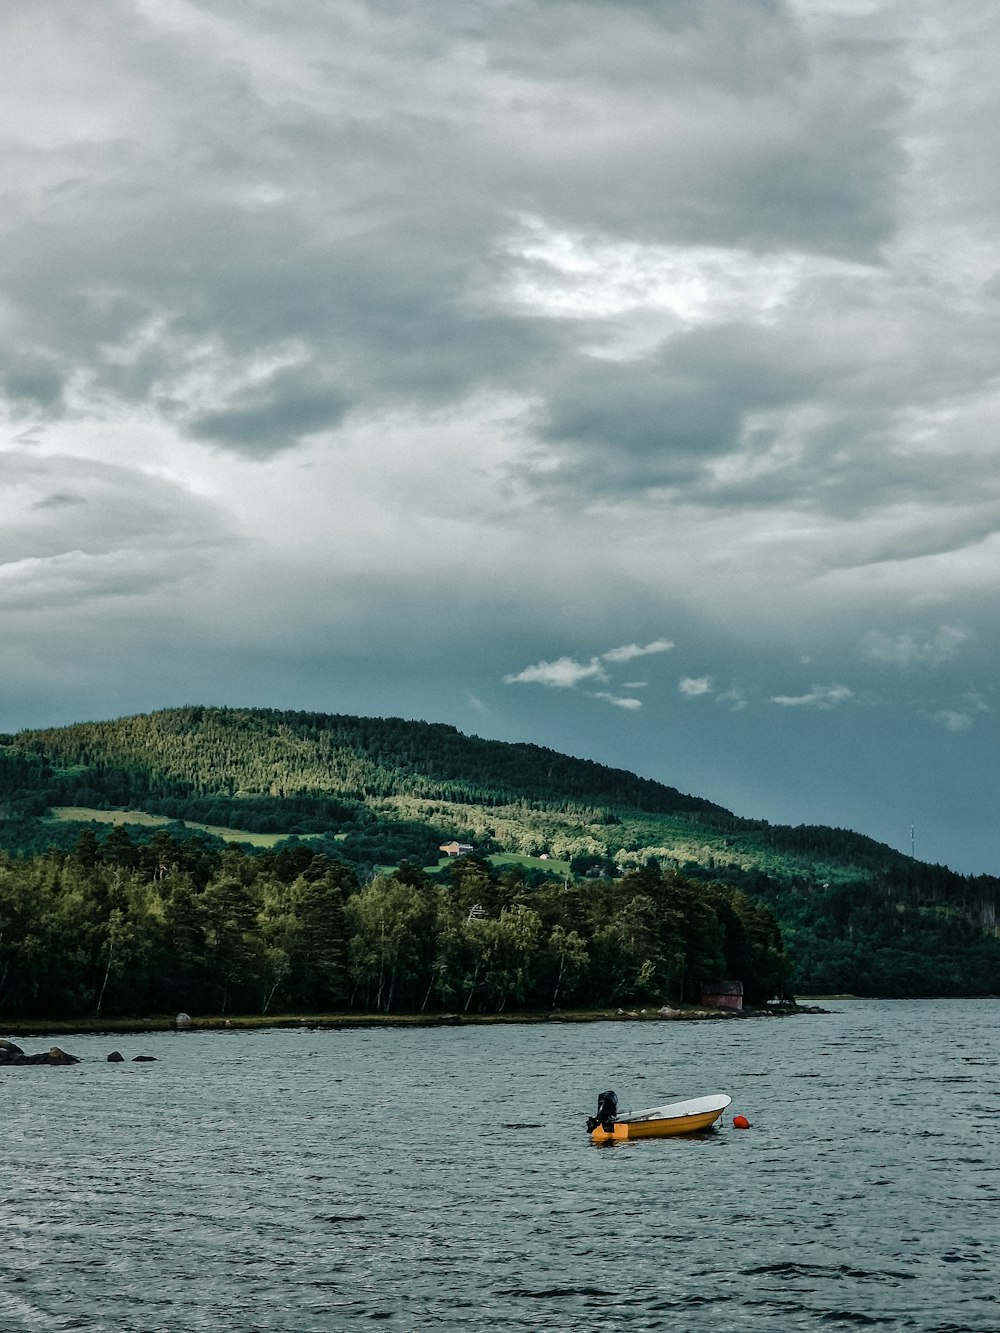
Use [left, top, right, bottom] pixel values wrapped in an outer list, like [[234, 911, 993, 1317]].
[[1, 1000, 997, 1331]]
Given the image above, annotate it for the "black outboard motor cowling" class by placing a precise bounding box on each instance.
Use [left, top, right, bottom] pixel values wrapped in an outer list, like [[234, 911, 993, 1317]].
[[586, 1089, 618, 1132]]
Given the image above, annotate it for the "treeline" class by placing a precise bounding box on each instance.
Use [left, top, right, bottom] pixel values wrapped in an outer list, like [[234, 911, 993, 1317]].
[[734, 868, 1000, 997], [0, 832, 787, 1019]]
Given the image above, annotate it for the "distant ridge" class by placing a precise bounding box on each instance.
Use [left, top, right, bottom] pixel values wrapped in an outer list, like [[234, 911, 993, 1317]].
[[6, 705, 729, 818]]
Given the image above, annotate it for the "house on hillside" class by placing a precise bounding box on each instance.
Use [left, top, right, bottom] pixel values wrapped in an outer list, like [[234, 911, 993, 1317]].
[[700, 980, 743, 1011], [439, 840, 473, 857]]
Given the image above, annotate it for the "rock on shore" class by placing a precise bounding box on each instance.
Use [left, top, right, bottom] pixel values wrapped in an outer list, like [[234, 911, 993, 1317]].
[[0, 1041, 80, 1065]]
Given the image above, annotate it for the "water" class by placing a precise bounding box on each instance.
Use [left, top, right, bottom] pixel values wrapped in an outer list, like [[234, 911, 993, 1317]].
[[1, 1000, 997, 1332]]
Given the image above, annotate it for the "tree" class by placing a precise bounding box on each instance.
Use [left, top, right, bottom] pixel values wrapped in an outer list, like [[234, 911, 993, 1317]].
[[345, 874, 435, 1012], [162, 880, 210, 1010], [591, 893, 666, 1003], [545, 924, 589, 1007], [466, 904, 542, 1012], [199, 874, 264, 1013], [99, 825, 139, 869], [265, 868, 351, 1011]]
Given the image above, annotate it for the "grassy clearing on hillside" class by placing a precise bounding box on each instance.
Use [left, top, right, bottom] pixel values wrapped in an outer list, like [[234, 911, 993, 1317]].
[[488, 852, 571, 874], [48, 807, 330, 849]]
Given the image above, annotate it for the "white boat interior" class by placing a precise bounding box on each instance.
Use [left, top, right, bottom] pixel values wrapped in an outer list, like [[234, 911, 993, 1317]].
[[615, 1093, 732, 1124]]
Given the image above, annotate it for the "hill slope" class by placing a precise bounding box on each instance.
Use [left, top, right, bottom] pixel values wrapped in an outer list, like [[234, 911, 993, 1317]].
[[3, 705, 726, 815], [0, 705, 906, 874]]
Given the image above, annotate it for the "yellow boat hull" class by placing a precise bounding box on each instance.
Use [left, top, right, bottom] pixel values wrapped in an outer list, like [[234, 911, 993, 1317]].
[[588, 1094, 732, 1142], [590, 1106, 725, 1141]]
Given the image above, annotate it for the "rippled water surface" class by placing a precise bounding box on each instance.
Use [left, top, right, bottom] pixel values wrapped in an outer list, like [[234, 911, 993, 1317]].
[[2, 999, 997, 1331]]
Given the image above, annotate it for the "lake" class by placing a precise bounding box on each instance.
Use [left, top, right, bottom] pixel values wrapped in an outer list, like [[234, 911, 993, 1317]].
[[2, 1000, 997, 1332]]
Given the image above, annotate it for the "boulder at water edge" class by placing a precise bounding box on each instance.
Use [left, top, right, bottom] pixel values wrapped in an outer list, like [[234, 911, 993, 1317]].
[[0, 1045, 80, 1065], [107, 1051, 125, 1062], [47, 1047, 79, 1064]]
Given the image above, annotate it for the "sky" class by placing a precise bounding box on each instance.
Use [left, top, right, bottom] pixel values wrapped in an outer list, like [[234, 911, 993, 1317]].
[[3, 0, 999, 875]]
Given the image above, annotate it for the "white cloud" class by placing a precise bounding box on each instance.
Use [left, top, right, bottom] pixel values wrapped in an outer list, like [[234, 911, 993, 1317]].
[[503, 656, 606, 689], [504, 217, 876, 333], [716, 686, 748, 712], [590, 690, 643, 710], [860, 625, 970, 669], [504, 637, 673, 708], [932, 709, 973, 732], [962, 691, 991, 715], [602, 639, 674, 663], [771, 684, 855, 709], [679, 676, 713, 697], [505, 637, 674, 693]]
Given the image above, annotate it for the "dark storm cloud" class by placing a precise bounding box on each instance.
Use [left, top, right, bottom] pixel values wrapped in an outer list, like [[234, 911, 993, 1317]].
[[0, 350, 67, 415], [0, 0, 909, 460], [533, 323, 815, 494], [30, 491, 86, 510], [483, 0, 904, 255], [188, 364, 353, 456]]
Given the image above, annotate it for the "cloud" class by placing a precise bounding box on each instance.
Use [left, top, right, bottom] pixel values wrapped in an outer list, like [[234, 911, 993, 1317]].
[[679, 676, 713, 697], [715, 685, 748, 712], [187, 364, 353, 457], [0, 0, 908, 477], [505, 638, 674, 688], [30, 491, 87, 510], [504, 656, 607, 689], [771, 683, 854, 710], [602, 639, 674, 662], [0, 452, 235, 612], [932, 709, 973, 732], [487, 0, 904, 255], [680, 676, 750, 711], [589, 690, 643, 710], [504, 637, 674, 708], [860, 626, 970, 669], [528, 327, 819, 500]]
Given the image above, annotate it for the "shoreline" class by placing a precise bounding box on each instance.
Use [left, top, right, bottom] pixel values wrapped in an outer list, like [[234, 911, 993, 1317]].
[[1, 1002, 827, 1038]]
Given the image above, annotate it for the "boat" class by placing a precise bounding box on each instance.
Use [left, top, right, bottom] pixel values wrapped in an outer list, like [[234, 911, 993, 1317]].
[[587, 1090, 732, 1141]]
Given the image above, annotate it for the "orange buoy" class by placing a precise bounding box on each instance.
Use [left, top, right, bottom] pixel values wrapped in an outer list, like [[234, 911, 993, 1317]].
[[732, 1114, 750, 1129]]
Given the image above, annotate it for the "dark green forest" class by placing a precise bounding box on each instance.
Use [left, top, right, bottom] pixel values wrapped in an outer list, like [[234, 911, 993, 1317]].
[[0, 833, 786, 1019], [0, 706, 998, 1011]]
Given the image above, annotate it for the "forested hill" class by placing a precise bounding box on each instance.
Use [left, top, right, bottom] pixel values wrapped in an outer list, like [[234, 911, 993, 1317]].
[[1, 706, 998, 1000], [2, 706, 726, 819], [0, 708, 965, 888]]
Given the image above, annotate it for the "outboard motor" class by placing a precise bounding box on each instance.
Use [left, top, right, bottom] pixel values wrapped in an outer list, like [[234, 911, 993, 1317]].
[[586, 1089, 618, 1132]]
